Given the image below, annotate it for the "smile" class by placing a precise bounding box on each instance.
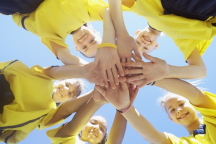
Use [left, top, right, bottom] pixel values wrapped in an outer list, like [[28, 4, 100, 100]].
[[143, 36, 151, 42], [178, 112, 189, 119]]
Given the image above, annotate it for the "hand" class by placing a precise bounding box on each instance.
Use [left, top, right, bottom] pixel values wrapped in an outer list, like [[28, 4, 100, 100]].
[[116, 34, 141, 63], [128, 84, 139, 104], [92, 47, 124, 89], [124, 53, 170, 88], [93, 88, 108, 104], [83, 62, 104, 86], [95, 82, 130, 110]]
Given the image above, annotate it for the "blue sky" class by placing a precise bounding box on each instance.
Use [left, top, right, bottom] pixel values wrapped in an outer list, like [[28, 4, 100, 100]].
[[1, 9, 216, 144]]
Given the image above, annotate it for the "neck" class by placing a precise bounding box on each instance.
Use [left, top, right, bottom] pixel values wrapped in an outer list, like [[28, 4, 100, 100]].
[[185, 118, 202, 135], [148, 26, 161, 36]]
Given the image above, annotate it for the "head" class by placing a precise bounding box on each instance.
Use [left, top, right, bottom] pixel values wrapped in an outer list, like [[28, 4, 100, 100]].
[[79, 116, 108, 144], [72, 25, 102, 58], [52, 79, 84, 103], [159, 93, 199, 127], [134, 26, 160, 55]]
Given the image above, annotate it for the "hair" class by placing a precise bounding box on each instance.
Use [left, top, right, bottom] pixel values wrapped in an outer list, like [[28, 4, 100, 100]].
[[158, 80, 205, 113], [54, 78, 84, 106], [78, 131, 108, 144]]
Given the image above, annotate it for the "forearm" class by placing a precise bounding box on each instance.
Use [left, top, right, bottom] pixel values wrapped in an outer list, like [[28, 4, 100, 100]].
[[47, 90, 94, 125], [43, 64, 85, 80], [167, 64, 206, 79], [122, 106, 168, 144], [155, 78, 204, 106], [107, 111, 127, 144], [102, 9, 115, 44], [108, 0, 128, 36], [55, 97, 105, 137]]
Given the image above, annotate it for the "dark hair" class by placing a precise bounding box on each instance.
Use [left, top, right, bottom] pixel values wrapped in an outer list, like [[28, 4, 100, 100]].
[[78, 131, 108, 144]]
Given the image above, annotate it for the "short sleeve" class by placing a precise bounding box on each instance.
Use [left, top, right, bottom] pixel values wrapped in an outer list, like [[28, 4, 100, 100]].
[[41, 38, 69, 57], [192, 91, 216, 125], [164, 132, 199, 144], [30, 65, 55, 80], [172, 38, 213, 61], [37, 105, 65, 130], [46, 125, 85, 144]]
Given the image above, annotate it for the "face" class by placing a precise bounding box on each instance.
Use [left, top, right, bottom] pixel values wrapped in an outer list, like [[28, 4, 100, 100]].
[[134, 27, 160, 55], [53, 80, 77, 103], [72, 26, 101, 57], [81, 116, 107, 144], [164, 96, 198, 127]]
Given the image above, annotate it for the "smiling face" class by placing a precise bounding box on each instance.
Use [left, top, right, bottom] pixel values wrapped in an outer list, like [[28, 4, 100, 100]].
[[52, 79, 82, 103], [72, 26, 102, 58], [164, 95, 198, 127], [134, 27, 160, 55], [80, 116, 107, 144]]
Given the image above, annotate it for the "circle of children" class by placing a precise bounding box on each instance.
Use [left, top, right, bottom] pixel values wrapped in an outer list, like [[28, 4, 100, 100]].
[[1, 0, 216, 143]]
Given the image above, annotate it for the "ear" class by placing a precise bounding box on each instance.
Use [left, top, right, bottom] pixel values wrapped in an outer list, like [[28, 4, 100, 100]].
[[134, 29, 141, 36], [168, 115, 173, 121], [75, 46, 79, 51], [154, 42, 159, 50]]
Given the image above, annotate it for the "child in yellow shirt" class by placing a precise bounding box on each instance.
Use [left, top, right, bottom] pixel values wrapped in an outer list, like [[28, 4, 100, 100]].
[[0, 59, 104, 143], [108, 0, 216, 83]]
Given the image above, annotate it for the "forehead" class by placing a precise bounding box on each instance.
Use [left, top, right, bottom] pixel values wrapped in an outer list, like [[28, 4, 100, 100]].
[[164, 96, 187, 108], [91, 116, 107, 127]]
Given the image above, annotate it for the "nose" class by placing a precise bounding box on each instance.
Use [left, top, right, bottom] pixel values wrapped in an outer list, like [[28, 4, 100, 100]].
[[177, 107, 183, 113]]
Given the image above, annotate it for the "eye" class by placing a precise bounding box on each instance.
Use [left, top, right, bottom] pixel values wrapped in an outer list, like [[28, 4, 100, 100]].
[[180, 103, 184, 107], [144, 47, 148, 50], [100, 127, 105, 133], [82, 46, 87, 49], [90, 39, 95, 43], [136, 41, 140, 45], [170, 109, 175, 113]]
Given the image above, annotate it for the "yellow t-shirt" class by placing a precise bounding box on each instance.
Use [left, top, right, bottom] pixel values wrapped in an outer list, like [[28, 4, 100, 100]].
[[12, 0, 108, 56], [47, 125, 85, 144], [164, 91, 216, 144], [125, 0, 216, 60], [0, 60, 64, 143]]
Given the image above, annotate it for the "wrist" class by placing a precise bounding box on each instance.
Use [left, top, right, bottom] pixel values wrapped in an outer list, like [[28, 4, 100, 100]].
[[116, 102, 131, 114]]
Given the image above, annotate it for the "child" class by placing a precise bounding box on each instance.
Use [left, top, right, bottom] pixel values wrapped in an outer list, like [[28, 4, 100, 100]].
[[108, 0, 216, 81], [0, 59, 101, 143], [46, 87, 132, 144], [96, 77, 216, 143], [12, 1, 129, 88]]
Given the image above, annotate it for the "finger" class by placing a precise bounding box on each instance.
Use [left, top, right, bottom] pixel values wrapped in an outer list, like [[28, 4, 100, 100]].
[[101, 68, 108, 87], [125, 62, 143, 68], [90, 58, 99, 71], [107, 69, 116, 89], [126, 57, 131, 63], [118, 76, 126, 82], [94, 78, 105, 86], [129, 79, 144, 85], [133, 46, 142, 59], [132, 53, 142, 62], [116, 61, 124, 76], [95, 85, 106, 96], [142, 52, 157, 62], [121, 58, 126, 63], [127, 75, 145, 82], [126, 69, 143, 75], [112, 66, 119, 86]]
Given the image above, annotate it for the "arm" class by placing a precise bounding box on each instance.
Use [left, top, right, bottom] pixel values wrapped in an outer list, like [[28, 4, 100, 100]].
[[167, 48, 206, 79], [54, 90, 106, 137], [155, 78, 216, 109], [106, 112, 127, 144], [42, 62, 105, 86], [108, 0, 140, 61], [122, 106, 171, 144], [50, 41, 88, 65], [93, 8, 124, 88], [46, 90, 93, 125]]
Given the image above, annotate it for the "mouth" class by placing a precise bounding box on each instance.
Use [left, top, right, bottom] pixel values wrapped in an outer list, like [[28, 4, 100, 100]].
[[178, 112, 189, 119], [89, 131, 97, 138], [79, 33, 86, 41], [143, 36, 151, 42]]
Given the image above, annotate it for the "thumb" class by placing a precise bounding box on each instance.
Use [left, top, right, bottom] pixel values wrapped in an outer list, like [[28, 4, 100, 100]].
[[133, 47, 142, 59], [142, 52, 156, 62]]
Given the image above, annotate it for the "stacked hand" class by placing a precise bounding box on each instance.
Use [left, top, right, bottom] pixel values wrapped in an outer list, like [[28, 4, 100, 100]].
[[123, 53, 170, 88]]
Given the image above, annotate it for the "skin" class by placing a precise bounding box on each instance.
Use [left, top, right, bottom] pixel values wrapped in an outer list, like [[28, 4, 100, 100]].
[[164, 96, 201, 133], [134, 27, 160, 55], [80, 116, 107, 144], [72, 26, 101, 58], [52, 80, 79, 103]]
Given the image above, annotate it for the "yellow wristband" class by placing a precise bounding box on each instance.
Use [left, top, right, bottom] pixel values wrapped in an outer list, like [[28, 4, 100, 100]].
[[97, 43, 117, 49]]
